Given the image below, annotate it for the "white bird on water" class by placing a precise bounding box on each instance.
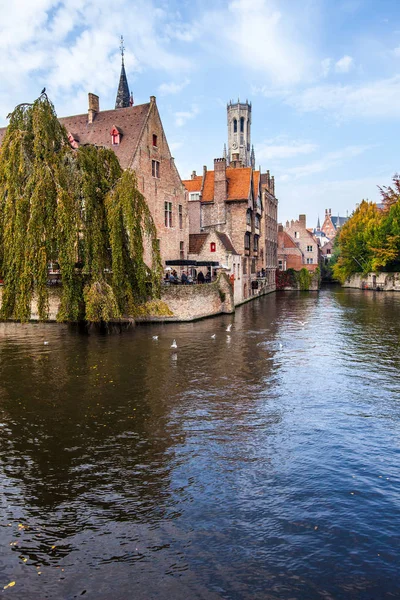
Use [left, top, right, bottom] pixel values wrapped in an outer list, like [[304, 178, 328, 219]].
[[152, 335, 159, 340], [171, 339, 177, 349], [44, 341, 49, 346], [226, 324, 232, 332], [299, 321, 308, 327], [211, 334, 216, 339], [226, 335, 231, 343]]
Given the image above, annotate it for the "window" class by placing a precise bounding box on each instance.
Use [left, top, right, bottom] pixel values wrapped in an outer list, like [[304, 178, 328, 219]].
[[189, 192, 200, 201], [152, 134, 157, 147], [240, 117, 244, 133], [152, 160, 160, 178], [243, 258, 247, 274], [164, 202, 172, 227], [233, 119, 237, 133], [178, 205, 183, 229], [244, 232, 251, 250], [294, 231, 299, 239], [306, 258, 314, 264], [327, 248, 331, 255], [307, 245, 313, 252], [210, 242, 216, 252], [251, 259, 256, 274], [246, 210, 252, 226], [255, 214, 260, 229], [253, 236, 259, 252], [180, 241, 184, 260], [278, 259, 283, 270]]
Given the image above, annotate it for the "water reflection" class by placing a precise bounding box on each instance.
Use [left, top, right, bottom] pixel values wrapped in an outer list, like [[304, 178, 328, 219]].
[[0, 289, 399, 599]]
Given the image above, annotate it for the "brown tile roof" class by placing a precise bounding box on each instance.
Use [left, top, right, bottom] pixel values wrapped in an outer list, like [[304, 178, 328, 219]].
[[182, 176, 202, 193], [202, 170, 215, 202], [189, 233, 209, 254], [0, 103, 151, 170], [253, 171, 260, 195], [201, 167, 252, 203], [216, 232, 238, 254], [278, 231, 299, 250], [226, 167, 252, 201]]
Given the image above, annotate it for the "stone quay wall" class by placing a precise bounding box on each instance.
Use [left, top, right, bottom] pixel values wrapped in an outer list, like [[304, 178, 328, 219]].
[[158, 272, 235, 321], [0, 273, 235, 323], [343, 272, 400, 291]]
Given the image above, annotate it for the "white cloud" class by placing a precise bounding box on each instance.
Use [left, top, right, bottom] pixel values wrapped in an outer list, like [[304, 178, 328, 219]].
[[393, 46, 400, 57], [335, 55, 354, 73], [201, 0, 314, 86], [289, 76, 400, 119], [283, 145, 373, 180], [174, 105, 199, 127], [158, 79, 190, 96], [255, 138, 317, 161], [0, 0, 192, 124]]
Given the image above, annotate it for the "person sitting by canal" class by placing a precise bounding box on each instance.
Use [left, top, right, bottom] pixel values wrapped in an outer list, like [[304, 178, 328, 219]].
[[169, 272, 176, 284], [197, 271, 205, 284], [205, 270, 211, 283], [181, 271, 188, 285]]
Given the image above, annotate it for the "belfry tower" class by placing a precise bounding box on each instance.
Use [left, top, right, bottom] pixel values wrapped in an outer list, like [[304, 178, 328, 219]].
[[115, 36, 132, 109], [227, 99, 253, 167]]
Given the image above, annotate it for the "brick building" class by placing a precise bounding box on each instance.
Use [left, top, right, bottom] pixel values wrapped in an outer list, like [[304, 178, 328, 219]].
[[182, 100, 278, 304], [281, 215, 320, 272], [321, 208, 348, 240], [277, 226, 303, 271], [0, 51, 189, 270]]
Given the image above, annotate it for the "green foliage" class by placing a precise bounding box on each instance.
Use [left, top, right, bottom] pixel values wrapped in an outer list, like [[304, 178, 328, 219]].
[[0, 95, 161, 322], [333, 190, 400, 283], [298, 267, 312, 290]]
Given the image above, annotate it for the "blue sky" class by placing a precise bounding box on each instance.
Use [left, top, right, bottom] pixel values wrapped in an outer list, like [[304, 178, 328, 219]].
[[1, 0, 399, 226]]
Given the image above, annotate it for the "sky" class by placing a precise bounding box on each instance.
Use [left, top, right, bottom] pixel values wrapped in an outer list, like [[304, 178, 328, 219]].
[[0, 0, 399, 226]]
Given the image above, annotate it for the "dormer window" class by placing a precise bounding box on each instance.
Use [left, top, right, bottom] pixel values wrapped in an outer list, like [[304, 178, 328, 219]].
[[152, 134, 158, 147], [110, 126, 121, 146]]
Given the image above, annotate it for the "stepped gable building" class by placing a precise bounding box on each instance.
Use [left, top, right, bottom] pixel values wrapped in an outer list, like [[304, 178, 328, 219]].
[[277, 226, 303, 271], [280, 214, 320, 272], [0, 40, 189, 269], [321, 208, 348, 239], [183, 99, 278, 303]]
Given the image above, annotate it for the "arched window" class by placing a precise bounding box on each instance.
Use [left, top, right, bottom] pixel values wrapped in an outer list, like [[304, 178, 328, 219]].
[[233, 119, 237, 133], [240, 117, 244, 133]]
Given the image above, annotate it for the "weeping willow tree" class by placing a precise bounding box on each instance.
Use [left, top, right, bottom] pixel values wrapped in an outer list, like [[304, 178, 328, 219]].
[[0, 94, 162, 322]]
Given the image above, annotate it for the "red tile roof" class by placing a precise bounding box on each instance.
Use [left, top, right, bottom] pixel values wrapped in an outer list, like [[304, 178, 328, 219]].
[[182, 177, 202, 193], [0, 104, 151, 170], [200, 167, 253, 203]]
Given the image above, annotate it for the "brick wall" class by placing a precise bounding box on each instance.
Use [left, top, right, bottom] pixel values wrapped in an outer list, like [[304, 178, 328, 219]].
[[131, 101, 189, 267]]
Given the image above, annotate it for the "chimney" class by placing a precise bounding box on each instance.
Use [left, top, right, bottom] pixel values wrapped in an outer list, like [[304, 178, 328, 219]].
[[191, 170, 197, 180], [203, 165, 207, 179], [329, 208, 332, 216], [150, 96, 156, 104], [213, 158, 227, 224], [278, 223, 283, 232], [299, 214, 306, 227], [325, 208, 328, 216], [271, 175, 275, 196], [88, 93, 99, 124]]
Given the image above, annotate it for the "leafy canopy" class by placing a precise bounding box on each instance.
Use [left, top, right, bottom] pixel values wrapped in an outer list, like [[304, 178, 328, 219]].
[[0, 94, 162, 322]]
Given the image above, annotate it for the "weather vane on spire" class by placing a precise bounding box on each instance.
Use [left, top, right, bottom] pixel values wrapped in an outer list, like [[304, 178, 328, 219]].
[[120, 35, 125, 65]]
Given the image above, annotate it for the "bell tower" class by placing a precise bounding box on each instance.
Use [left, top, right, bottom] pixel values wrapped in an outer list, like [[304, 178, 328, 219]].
[[227, 99, 252, 166]]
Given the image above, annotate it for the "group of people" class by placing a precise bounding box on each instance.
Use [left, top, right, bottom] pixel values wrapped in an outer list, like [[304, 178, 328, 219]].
[[164, 268, 214, 285]]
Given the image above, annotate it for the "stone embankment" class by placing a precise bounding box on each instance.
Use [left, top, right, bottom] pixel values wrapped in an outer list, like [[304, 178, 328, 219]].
[[0, 273, 278, 323], [343, 272, 400, 291]]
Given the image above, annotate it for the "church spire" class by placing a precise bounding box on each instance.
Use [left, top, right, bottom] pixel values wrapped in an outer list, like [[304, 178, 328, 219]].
[[115, 36, 131, 109], [250, 144, 255, 169], [317, 215, 321, 230]]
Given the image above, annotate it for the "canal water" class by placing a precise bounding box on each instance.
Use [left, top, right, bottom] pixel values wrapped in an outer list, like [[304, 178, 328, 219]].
[[0, 287, 399, 599]]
